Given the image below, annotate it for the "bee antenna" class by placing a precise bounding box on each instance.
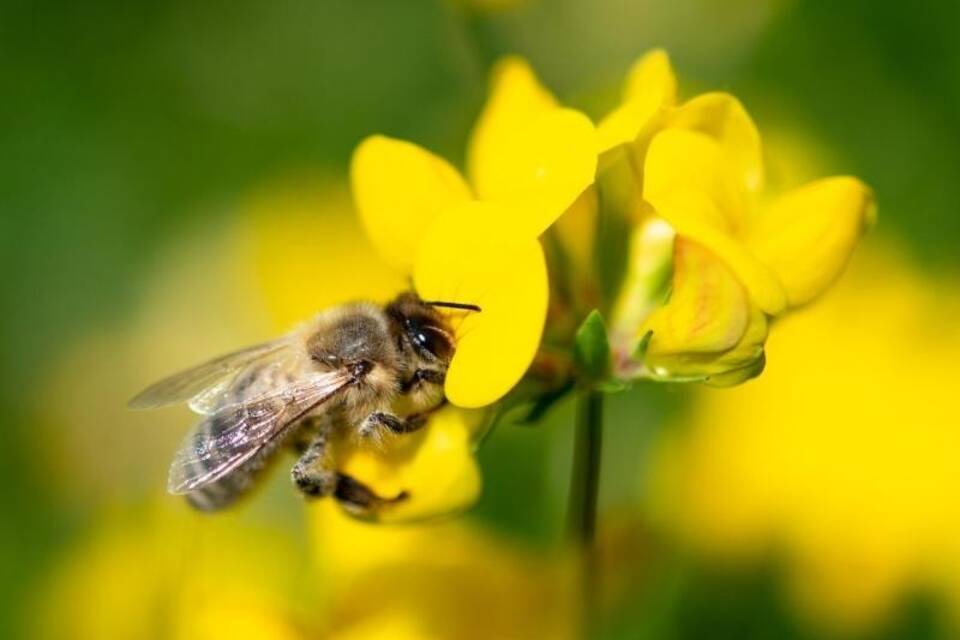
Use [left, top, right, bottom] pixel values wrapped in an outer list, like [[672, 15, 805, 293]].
[[424, 300, 482, 313]]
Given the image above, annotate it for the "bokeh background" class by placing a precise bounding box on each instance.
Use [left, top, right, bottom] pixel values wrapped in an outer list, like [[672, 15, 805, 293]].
[[3, 0, 960, 638]]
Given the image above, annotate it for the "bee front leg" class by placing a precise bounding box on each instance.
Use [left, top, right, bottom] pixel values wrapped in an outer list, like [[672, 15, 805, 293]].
[[290, 432, 337, 498], [358, 411, 427, 437], [400, 368, 445, 394], [358, 397, 452, 438]]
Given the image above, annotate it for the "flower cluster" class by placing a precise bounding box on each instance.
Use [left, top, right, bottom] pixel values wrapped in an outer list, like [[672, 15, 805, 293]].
[[601, 50, 876, 385], [339, 59, 597, 519], [338, 48, 872, 519], [351, 57, 596, 407]]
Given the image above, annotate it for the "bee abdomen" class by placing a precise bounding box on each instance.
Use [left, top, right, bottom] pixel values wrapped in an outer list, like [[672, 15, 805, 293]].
[[185, 476, 247, 512], [182, 412, 285, 512]]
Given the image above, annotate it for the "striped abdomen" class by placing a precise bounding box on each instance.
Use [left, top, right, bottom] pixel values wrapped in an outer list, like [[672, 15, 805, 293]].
[[182, 409, 295, 512]]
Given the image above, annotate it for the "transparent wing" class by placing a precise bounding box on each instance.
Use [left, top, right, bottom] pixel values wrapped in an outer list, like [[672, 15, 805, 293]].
[[167, 369, 351, 494], [128, 340, 287, 410], [186, 357, 297, 416]]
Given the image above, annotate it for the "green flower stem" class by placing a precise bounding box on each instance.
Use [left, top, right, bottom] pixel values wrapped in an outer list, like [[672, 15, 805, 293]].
[[568, 388, 604, 635]]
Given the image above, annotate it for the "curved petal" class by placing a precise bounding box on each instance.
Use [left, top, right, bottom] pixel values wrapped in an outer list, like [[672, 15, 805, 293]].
[[351, 135, 471, 272], [609, 217, 675, 352], [474, 56, 558, 125], [551, 186, 599, 276], [652, 191, 787, 315], [413, 201, 549, 408], [330, 406, 485, 523], [644, 128, 751, 232], [597, 48, 677, 153], [668, 92, 764, 202], [640, 238, 768, 385], [748, 176, 876, 308], [470, 108, 597, 236], [645, 237, 750, 355], [468, 58, 597, 234], [467, 57, 556, 195]]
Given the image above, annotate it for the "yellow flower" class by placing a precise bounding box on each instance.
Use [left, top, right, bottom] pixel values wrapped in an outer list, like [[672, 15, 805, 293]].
[[606, 50, 874, 385], [32, 489, 574, 640], [648, 246, 960, 633], [309, 501, 575, 639], [31, 504, 309, 640], [352, 56, 597, 408]]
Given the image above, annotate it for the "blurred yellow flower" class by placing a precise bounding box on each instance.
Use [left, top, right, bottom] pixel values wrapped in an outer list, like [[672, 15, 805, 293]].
[[309, 501, 575, 639], [649, 246, 960, 632], [32, 505, 309, 640], [34, 499, 576, 640], [236, 180, 406, 328], [606, 50, 874, 385], [352, 56, 596, 408]]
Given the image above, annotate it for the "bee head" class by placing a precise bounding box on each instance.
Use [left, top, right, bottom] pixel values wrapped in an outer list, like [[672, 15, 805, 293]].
[[386, 292, 478, 365]]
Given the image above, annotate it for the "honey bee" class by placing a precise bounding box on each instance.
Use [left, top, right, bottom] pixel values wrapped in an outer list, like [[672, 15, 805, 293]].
[[129, 292, 479, 513]]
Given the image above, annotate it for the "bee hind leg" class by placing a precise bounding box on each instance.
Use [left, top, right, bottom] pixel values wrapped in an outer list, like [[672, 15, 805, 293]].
[[290, 433, 337, 498], [335, 473, 408, 516]]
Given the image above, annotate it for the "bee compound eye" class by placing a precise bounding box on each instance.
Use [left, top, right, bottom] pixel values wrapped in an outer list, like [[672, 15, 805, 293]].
[[407, 322, 452, 360]]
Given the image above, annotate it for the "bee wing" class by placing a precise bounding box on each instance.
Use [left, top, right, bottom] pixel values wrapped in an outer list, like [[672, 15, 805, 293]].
[[167, 369, 351, 494], [128, 340, 288, 410], [186, 357, 296, 416]]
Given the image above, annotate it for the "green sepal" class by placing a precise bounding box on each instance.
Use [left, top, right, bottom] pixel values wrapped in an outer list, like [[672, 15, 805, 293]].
[[633, 329, 654, 361], [573, 310, 611, 383]]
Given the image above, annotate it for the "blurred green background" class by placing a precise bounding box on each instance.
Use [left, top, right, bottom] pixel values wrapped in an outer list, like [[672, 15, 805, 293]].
[[3, 0, 960, 638]]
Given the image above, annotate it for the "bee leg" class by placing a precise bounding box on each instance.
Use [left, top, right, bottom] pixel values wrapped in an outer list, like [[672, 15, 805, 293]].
[[290, 433, 337, 498], [358, 411, 427, 437], [400, 368, 445, 394], [335, 473, 409, 515]]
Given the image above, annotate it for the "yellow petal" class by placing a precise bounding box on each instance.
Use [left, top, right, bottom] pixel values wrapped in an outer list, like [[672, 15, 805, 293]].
[[701, 303, 768, 387], [668, 92, 764, 200], [645, 237, 750, 355], [644, 128, 749, 229], [351, 135, 471, 272], [597, 48, 677, 153], [652, 191, 787, 315], [413, 201, 549, 407], [624, 49, 678, 103], [471, 56, 558, 138], [331, 406, 485, 523], [468, 58, 597, 234], [551, 186, 599, 277], [641, 238, 768, 385], [748, 177, 875, 308], [609, 216, 675, 353]]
